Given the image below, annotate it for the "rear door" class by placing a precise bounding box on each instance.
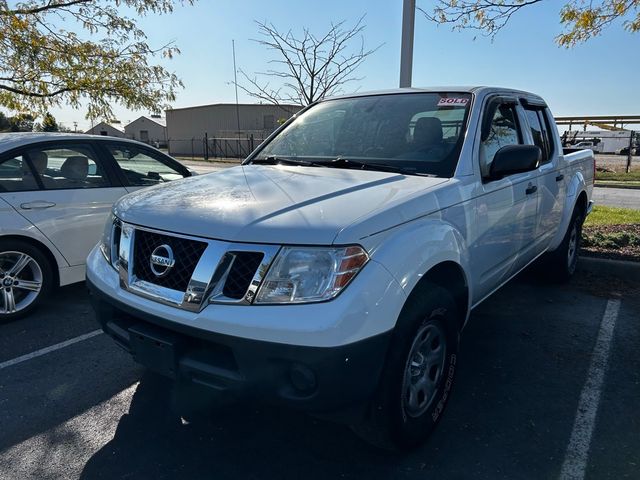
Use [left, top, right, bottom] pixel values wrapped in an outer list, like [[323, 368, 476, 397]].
[[0, 141, 127, 266], [522, 104, 565, 253], [470, 97, 539, 303]]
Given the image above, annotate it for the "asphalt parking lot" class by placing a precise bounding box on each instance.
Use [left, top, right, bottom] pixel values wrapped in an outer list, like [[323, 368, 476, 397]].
[[0, 267, 638, 480]]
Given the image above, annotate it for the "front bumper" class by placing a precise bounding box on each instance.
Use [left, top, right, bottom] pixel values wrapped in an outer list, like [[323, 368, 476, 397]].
[[88, 278, 392, 415]]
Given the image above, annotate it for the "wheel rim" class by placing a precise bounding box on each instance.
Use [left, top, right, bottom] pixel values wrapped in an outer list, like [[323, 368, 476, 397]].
[[0, 251, 43, 315], [567, 223, 578, 269], [402, 322, 447, 418]]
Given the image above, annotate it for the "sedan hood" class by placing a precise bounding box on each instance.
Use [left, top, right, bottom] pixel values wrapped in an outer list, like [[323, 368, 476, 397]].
[[114, 165, 448, 244]]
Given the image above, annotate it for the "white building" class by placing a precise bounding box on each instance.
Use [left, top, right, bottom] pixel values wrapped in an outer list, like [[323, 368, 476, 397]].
[[85, 121, 125, 138], [124, 115, 167, 146], [165, 103, 300, 157]]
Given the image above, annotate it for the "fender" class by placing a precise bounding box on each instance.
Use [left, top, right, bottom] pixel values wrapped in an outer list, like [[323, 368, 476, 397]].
[[547, 170, 586, 252], [368, 216, 472, 322]]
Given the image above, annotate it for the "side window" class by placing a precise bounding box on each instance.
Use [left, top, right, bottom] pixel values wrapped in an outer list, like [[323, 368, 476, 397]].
[[480, 103, 521, 175], [539, 109, 555, 160], [524, 109, 549, 163], [0, 155, 40, 192], [107, 144, 186, 186], [23, 144, 111, 190]]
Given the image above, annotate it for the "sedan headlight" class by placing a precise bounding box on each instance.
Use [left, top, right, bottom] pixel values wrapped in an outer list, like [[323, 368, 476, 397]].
[[99, 213, 120, 268], [254, 246, 369, 304]]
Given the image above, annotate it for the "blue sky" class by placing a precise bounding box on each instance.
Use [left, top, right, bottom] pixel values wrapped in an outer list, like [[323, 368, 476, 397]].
[[52, 0, 640, 130]]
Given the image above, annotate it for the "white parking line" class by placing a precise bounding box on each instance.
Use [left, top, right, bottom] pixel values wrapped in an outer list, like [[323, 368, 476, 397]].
[[0, 329, 103, 370], [559, 298, 621, 480]]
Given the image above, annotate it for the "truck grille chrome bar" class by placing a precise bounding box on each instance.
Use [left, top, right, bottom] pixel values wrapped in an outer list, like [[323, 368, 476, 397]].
[[116, 222, 280, 311]]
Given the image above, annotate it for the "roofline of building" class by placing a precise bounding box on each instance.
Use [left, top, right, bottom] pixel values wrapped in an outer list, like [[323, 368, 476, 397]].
[[127, 115, 167, 127], [166, 103, 301, 112]]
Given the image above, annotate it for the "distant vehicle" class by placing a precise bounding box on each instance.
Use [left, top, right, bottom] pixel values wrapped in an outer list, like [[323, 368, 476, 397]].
[[0, 133, 195, 321], [573, 141, 603, 153], [88, 87, 594, 449], [616, 146, 639, 156]]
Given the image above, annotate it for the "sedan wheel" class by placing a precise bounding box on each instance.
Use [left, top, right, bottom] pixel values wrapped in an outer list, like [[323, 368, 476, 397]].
[[0, 251, 44, 315], [0, 240, 52, 322]]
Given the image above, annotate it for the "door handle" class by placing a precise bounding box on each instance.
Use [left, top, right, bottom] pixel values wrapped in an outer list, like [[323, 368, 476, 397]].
[[555, 174, 564, 182], [20, 201, 56, 210], [525, 184, 537, 195]]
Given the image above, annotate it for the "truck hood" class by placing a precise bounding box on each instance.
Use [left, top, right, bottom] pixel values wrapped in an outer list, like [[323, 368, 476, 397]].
[[114, 165, 448, 244]]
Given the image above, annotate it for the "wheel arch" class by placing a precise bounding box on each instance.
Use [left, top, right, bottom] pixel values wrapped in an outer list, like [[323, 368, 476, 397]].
[[405, 260, 469, 332], [0, 234, 61, 287]]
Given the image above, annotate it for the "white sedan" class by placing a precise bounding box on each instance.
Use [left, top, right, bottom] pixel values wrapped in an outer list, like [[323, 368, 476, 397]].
[[0, 133, 195, 321]]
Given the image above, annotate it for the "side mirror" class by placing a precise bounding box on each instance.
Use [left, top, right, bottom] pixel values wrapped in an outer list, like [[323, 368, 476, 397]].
[[489, 145, 541, 179]]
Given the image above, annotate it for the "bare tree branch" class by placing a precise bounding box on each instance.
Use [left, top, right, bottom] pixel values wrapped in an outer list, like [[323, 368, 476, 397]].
[[418, 0, 543, 38], [237, 16, 380, 107]]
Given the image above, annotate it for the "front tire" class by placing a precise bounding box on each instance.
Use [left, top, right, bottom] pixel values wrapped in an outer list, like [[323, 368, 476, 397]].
[[0, 239, 53, 323], [351, 284, 460, 450]]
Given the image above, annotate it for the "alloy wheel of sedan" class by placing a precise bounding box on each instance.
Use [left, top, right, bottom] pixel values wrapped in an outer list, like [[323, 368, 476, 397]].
[[0, 251, 44, 315]]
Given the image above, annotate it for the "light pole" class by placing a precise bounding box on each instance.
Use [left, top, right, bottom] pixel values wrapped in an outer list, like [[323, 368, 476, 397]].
[[399, 0, 416, 88]]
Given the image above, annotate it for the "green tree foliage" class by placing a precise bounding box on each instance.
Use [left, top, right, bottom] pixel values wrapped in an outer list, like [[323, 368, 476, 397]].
[[0, 110, 9, 131], [420, 0, 640, 46], [41, 112, 59, 132], [8, 113, 35, 132], [0, 0, 194, 119]]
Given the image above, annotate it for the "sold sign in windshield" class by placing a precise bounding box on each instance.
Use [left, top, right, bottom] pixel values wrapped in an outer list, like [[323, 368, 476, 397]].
[[437, 97, 469, 107]]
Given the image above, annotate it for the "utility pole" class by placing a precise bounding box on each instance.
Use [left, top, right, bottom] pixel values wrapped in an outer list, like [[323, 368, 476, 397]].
[[232, 39, 241, 158], [626, 130, 634, 173], [399, 0, 416, 88]]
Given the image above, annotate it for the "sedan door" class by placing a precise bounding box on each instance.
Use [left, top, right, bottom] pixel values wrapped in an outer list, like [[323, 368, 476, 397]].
[[0, 141, 127, 266]]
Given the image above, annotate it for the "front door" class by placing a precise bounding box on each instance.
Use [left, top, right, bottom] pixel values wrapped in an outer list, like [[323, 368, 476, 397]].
[[470, 99, 539, 304]]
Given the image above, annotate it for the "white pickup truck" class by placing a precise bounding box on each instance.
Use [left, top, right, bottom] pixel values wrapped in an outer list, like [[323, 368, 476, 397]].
[[87, 87, 594, 449]]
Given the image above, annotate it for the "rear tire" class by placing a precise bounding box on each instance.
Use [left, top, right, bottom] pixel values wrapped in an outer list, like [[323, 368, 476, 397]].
[[0, 239, 53, 323], [545, 206, 584, 282], [351, 284, 460, 450]]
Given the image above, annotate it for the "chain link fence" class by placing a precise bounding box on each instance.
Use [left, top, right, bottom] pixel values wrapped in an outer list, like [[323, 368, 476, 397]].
[[167, 134, 268, 160]]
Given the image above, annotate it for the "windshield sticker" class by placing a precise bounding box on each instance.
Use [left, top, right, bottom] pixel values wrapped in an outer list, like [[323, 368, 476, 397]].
[[437, 97, 469, 107]]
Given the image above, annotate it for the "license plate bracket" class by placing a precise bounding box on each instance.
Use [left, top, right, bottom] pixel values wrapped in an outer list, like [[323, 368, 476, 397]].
[[129, 325, 180, 379]]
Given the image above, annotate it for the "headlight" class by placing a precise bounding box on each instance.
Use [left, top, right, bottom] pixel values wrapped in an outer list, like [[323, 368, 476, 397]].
[[99, 213, 120, 268], [254, 246, 368, 304]]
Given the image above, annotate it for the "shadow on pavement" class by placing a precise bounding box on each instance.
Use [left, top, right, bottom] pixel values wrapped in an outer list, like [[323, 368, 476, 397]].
[[80, 372, 399, 480]]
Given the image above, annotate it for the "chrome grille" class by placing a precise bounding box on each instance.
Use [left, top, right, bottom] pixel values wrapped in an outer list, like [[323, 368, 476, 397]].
[[133, 229, 207, 291], [222, 252, 264, 299], [117, 222, 280, 311]]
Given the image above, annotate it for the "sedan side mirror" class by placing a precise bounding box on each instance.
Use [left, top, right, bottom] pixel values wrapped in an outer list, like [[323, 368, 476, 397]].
[[489, 145, 541, 179]]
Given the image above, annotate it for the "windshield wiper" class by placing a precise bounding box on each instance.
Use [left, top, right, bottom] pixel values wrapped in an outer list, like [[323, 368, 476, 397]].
[[250, 155, 320, 167], [321, 157, 436, 177]]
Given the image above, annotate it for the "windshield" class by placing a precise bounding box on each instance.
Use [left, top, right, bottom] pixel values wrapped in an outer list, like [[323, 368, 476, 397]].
[[252, 92, 472, 177]]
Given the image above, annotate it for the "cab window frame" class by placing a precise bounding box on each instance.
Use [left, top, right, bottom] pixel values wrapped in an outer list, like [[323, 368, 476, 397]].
[[479, 96, 525, 181]]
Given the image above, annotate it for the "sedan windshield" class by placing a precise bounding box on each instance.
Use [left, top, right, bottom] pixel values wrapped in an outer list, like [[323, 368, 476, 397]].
[[252, 92, 472, 177]]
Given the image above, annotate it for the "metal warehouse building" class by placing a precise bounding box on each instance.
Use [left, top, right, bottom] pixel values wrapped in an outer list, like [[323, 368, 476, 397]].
[[166, 103, 300, 158]]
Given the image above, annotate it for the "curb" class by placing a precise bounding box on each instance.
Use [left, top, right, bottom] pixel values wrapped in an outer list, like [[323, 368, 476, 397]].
[[594, 183, 640, 190], [578, 255, 640, 282]]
